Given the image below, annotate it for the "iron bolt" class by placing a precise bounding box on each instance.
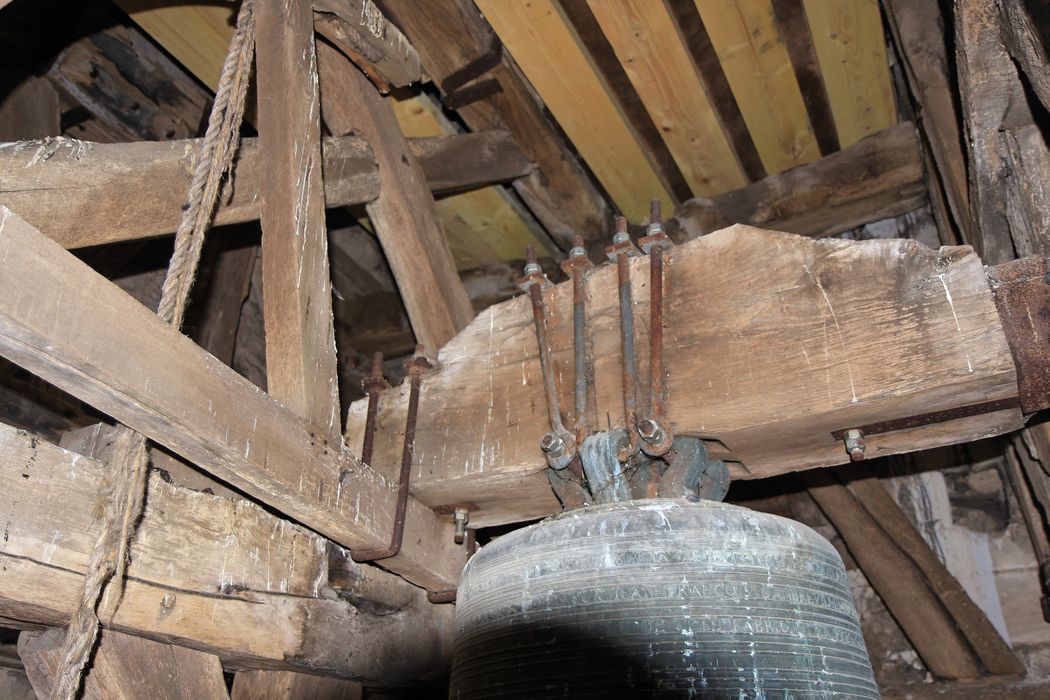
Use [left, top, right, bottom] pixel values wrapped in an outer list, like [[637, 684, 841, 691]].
[[453, 508, 469, 544], [638, 418, 665, 445], [540, 432, 566, 457], [844, 429, 866, 461]]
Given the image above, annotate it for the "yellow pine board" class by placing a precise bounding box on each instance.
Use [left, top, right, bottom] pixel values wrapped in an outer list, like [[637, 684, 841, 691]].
[[586, 0, 746, 195], [475, 0, 673, 221], [116, 1, 235, 90], [694, 0, 820, 173], [390, 92, 549, 270], [802, 0, 897, 147]]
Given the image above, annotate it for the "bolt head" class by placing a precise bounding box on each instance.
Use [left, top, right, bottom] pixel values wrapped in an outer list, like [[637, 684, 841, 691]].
[[570, 246, 587, 259], [612, 231, 630, 246], [540, 432, 565, 456], [523, 262, 542, 276], [843, 429, 866, 461], [638, 418, 663, 443]]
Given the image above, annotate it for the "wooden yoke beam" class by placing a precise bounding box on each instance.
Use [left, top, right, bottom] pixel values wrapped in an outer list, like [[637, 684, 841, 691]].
[[0, 206, 466, 591], [348, 226, 1021, 527]]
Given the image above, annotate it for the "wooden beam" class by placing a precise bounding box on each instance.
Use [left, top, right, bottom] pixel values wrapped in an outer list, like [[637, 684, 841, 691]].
[[883, 677, 1050, 699], [0, 206, 466, 590], [956, 0, 1050, 263], [473, 0, 674, 221], [0, 76, 60, 141], [313, 0, 420, 91], [881, 0, 972, 245], [666, 122, 926, 240], [0, 130, 531, 249], [0, 422, 453, 683], [377, 0, 612, 248], [988, 256, 1050, 414], [19, 628, 228, 700], [689, 0, 821, 175], [1000, 0, 1050, 116], [770, 0, 840, 155], [256, 0, 340, 439], [318, 41, 474, 351], [583, 0, 747, 194], [843, 474, 1025, 675], [801, 0, 897, 147], [232, 670, 362, 700], [347, 224, 1020, 527], [390, 91, 551, 270], [805, 473, 983, 679]]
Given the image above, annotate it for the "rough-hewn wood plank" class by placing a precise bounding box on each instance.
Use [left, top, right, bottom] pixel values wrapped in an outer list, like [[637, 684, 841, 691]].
[[19, 628, 229, 700], [318, 41, 475, 351], [0, 130, 530, 249], [0, 206, 465, 590], [313, 0, 421, 91], [0, 422, 453, 684], [881, 0, 972, 246], [377, 0, 612, 248], [666, 122, 925, 240], [256, 0, 340, 439], [988, 256, 1050, 414], [1000, 0, 1050, 116], [955, 0, 1048, 263], [232, 670, 362, 700], [347, 224, 1020, 527]]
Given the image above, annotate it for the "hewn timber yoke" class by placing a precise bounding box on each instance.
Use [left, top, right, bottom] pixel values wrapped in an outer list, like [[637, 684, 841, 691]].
[[0, 423, 453, 683], [347, 225, 1021, 527], [0, 130, 531, 249], [0, 206, 466, 591]]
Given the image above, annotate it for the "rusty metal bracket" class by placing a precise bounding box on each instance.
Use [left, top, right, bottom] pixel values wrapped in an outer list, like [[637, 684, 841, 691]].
[[426, 529, 478, 604], [830, 398, 1021, 442], [358, 351, 389, 465], [352, 346, 432, 563]]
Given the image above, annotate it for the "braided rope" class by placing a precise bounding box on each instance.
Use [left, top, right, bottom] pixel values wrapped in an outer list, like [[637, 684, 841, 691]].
[[50, 2, 256, 697]]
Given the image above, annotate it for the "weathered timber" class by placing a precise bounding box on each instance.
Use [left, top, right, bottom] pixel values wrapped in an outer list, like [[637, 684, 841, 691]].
[[47, 23, 210, 142], [1000, 0, 1050, 116], [318, 40, 475, 351], [883, 677, 1050, 699], [256, 0, 340, 439], [806, 473, 983, 679], [313, 0, 420, 91], [0, 76, 60, 141], [0, 129, 530, 249], [0, 207, 465, 590], [378, 0, 612, 248], [665, 123, 926, 241], [956, 0, 1050, 262], [881, 0, 971, 245], [0, 422, 453, 683], [19, 628, 228, 700], [843, 473, 1025, 675], [988, 256, 1050, 414], [232, 670, 362, 700], [347, 225, 1020, 527]]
